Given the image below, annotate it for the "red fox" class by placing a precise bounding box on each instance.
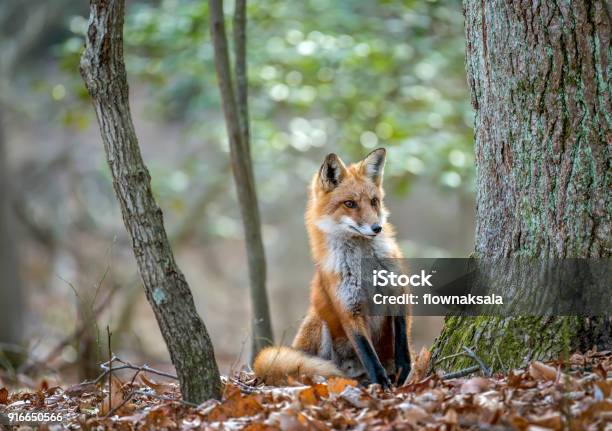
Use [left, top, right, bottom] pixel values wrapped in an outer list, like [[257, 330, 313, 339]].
[[254, 148, 411, 387]]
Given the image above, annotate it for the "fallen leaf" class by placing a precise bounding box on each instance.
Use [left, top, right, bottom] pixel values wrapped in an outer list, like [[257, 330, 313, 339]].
[[274, 411, 308, 431], [507, 370, 525, 387], [339, 385, 369, 408], [139, 374, 173, 394], [298, 387, 317, 406], [242, 423, 279, 431], [508, 413, 529, 428], [99, 376, 125, 416], [207, 388, 264, 421], [327, 377, 358, 394], [529, 361, 557, 382], [475, 390, 503, 411], [312, 383, 329, 399], [397, 402, 429, 426], [0, 387, 8, 404], [144, 407, 176, 428], [460, 377, 492, 394], [442, 408, 458, 425], [528, 411, 562, 430], [406, 347, 431, 384], [593, 380, 611, 398], [39, 379, 49, 392]]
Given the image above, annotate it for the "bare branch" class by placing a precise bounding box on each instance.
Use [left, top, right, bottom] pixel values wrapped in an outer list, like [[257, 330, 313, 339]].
[[441, 365, 481, 380], [233, 0, 250, 158], [462, 346, 492, 377]]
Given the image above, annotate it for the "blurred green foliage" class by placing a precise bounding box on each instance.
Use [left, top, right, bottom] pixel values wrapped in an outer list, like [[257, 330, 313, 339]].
[[59, 0, 474, 234]]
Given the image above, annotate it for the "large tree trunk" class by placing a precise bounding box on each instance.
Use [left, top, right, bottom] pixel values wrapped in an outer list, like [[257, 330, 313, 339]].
[[431, 0, 611, 371], [80, 0, 221, 402], [209, 0, 274, 359], [0, 107, 25, 367]]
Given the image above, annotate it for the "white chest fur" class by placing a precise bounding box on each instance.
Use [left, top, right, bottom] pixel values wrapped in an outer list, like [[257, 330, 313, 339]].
[[323, 232, 395, 314]]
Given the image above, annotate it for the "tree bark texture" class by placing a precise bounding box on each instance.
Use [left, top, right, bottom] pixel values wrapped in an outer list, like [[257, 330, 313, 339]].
[[0, 106, 25, 366], [431, 0, 611, 371], [209, 0, 274, 358], [80, 0, 221, 402]]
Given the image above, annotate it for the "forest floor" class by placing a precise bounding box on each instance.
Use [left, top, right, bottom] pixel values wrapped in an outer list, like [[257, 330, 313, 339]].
[[0, 350, 610, 430]]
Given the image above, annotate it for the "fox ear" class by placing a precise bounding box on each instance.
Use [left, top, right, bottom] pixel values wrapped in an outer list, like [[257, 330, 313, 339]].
[[360, 148, 386, 186], [319, 153, 347, 191]]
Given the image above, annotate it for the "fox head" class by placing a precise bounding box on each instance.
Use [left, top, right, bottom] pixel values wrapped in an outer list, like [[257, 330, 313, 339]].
[[309, 148, 388, 239]]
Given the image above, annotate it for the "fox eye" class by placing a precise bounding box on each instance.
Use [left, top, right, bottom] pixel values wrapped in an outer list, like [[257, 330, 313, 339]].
[[344, 200, 357, 209], [371, 197, 379, 207]]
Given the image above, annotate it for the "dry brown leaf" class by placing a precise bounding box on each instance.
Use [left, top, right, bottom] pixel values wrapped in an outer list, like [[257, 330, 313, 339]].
[[508, 413, 530, 429], [312, 383, 329, 399], [207, 389, 264, 421], [593, 380, 611, 398], [405, 346, 431, 384], [272, 410, 308, 431], [529, 361, 580, 389], [298, 387, 317, 406], [529, 361, 558, 381], [38, 379, 49, 392], [569, 352, 586, 366], [475, 390, 503, 412], [507, 370, 525, 388], [443, 408, 459, 425], [398, 402, 429, 426], [460, 377, 492, 394], [139, 374, 173, 394], [144, 407, 177, 428], [99, 376, 124, 416], [242, 423, 280, 431], [327, 377, 358, 394], [0, 387, 8, 404], [339, 385, 369, 408], [115, 412, 146, 423], [528, 411, 562, 430]]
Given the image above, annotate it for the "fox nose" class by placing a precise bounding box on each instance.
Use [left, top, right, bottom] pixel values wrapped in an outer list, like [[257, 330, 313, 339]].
[[371, 223, 382, 234]]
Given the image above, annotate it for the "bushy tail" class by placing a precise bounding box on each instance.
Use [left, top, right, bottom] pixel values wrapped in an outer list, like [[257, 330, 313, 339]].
[[253, 346, 343, 385]]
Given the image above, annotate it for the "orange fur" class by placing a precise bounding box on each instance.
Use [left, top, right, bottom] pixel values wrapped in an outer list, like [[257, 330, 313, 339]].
[[253, 347, 342, 386]]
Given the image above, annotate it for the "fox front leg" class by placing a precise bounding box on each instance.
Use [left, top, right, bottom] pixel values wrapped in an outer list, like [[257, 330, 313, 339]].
[[342, 316, 391, 389], [393, 315, 411, 385]]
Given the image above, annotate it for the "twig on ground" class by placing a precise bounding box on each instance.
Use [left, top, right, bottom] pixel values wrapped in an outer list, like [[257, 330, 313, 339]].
[[434, 351, 468, 366], [221, 376, 260, 394], [462, 346, 492, 377], [495, 345, 507, 374], [441, 365, 480, 380], [106, 369, 143, 419], [86, 357, 178, 386], [106, 391, 135, 418], [107, 327, 112, 414]]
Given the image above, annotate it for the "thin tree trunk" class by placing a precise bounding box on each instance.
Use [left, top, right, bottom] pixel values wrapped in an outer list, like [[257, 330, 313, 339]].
[[0, 106, 24, 367], [234, 0, 250, 160], [209, 0, 274, 358], [431, 0, 611, 371], [80, 0, 221, 402]]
